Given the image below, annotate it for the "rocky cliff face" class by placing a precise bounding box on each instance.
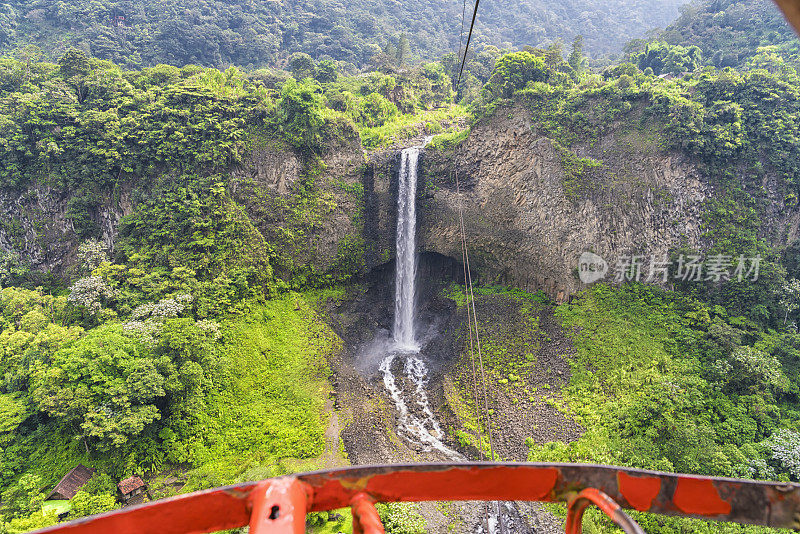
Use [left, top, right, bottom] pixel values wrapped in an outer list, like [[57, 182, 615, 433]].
[[0, 182, 133, 274], [417, 103, 715, 300], [229, 132, 366, 282], [364, 104, 720, 301]]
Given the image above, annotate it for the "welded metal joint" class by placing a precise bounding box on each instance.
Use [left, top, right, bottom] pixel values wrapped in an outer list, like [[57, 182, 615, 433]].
[[566, 488, 645, 534], [249, 478, 311, 534]]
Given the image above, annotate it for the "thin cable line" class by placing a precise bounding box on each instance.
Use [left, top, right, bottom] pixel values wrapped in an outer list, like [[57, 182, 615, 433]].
[[457, 170, 485, 460], [455, 0, 480, 92]]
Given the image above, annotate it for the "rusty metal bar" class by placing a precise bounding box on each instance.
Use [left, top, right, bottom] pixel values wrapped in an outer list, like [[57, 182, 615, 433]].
[[249, 478, 310, 534], [30, 481, 260, 534], [31, 463, 800, 534], [565, 488, 645, 534]]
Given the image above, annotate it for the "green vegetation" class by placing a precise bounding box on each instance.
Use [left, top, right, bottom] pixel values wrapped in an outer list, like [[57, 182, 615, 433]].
[[181, 296, 339, 489], [1, 470, 118, 532], [360, 106, 466, 149], [0, 280, 340, 528], [2, 5, 800, 531], [427, 128, 470, 152], [0, 0, 685, 71], [473, 44, 800, 324], [319, 68, 465, 147], [656, 0, 800, 70], [444, 284, 550, 457], [0, 48, 466, 529], [376, 502, 426, 534], [529, 283, 799, 533]]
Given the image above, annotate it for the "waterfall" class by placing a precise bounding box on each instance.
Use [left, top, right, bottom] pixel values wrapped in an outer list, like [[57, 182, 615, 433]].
[[381, 137, 461, 461], [393, 145, 422, 351], [377, 140, 523, 532]]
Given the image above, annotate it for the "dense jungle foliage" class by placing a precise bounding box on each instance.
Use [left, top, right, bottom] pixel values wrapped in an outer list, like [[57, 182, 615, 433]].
[[533, 283, 800, 533], [2, 5, 800, 530], [0, 0, 685, 70], [639, 0, 800, 70]]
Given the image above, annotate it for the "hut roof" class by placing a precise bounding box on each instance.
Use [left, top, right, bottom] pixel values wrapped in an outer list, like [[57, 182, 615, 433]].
[[46, 464, 96, 500], [118, 476, 146, 495]]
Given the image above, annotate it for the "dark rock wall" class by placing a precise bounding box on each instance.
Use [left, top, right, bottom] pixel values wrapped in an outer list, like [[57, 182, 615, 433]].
[[419, 105, 709, 301]]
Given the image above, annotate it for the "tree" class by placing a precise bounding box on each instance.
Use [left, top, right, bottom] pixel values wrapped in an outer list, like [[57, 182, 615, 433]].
[[713, 346, 787, 394], [422, 62, 454, 102], [58, 48, 93, 102], [67, 491, 118, 519], [155, 318, 215, 416], [664, 45, 702, 75], [0, 4, 16, 47], [0, 251, 28, 286], [545, 40, 564, 68], [484, 51, 548, 99], [2, 510, 58, 533], [1, 474, 45, 520], [777, 279, 800, 324], [314, 59, 338, 83], [636, 41, 702, 76], [568, 35, 584, 73], [274, 78, 325, 150], [396, 34, 411, 65], [383, 40, 397, 64], [763, 429, 800, 480], [30, 325, 165, 450], [82, 473, 117, 496], [76, 239, 108, 275], [58, 48, 92, 79], [287, 53, 315, 80], [360, 93, 398, 127], [67, 276, 116, 321]]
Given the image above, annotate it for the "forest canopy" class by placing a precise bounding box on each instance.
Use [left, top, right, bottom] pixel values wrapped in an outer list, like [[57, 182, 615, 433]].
[[0, 0, 685, 70]]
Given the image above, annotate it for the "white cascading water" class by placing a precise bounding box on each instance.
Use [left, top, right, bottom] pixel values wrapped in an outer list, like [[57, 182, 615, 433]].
[[379, 138, 460, 461], [393, 145, 420, 351], [378, 139, 523, 533]]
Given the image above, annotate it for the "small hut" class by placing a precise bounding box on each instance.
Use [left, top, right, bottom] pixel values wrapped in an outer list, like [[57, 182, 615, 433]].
[[46, 464, 96, 500], [118, 476, 147, 504]]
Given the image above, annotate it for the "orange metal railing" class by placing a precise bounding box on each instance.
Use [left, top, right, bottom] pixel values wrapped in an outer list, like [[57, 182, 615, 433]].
[[32, 463, 800, 534]]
